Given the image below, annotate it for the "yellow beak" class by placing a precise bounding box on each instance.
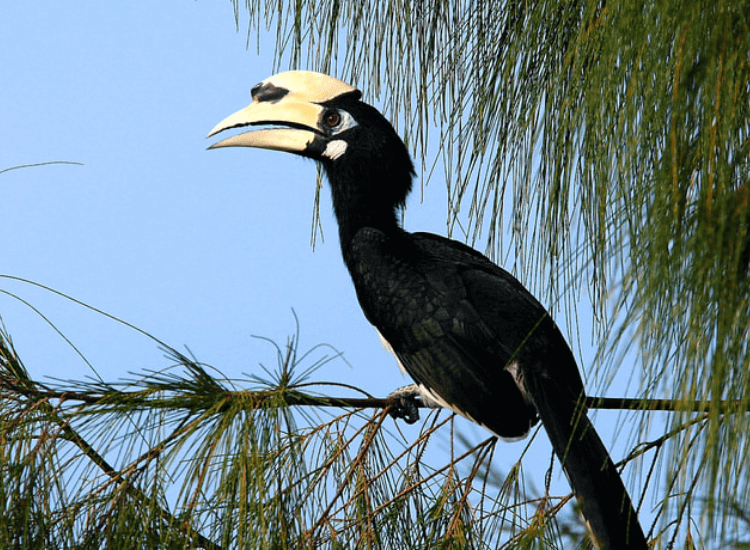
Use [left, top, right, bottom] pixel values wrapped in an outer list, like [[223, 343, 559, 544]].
[[207, 71, 358, 153]]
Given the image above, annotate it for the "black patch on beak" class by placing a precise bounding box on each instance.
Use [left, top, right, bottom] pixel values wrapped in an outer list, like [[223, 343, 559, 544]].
[[251, 82, 289, 103]]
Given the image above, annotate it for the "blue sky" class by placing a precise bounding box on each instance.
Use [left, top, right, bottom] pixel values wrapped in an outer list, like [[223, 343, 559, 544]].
[[3, 3, 366, 380], [1, 2, 650, 520], [1, 1, 473, 429]]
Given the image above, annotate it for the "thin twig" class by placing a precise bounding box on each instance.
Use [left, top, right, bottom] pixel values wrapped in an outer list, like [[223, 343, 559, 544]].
[[0, 341, 221, 550], [0, 161, 84, 175], [4, 378, 750, 414]]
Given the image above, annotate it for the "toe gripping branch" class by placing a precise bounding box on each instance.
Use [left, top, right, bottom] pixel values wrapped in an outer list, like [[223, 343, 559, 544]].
[[386, 384, 442, 424]]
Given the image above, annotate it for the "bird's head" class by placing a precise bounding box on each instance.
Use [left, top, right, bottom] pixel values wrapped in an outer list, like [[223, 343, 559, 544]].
[[208, 71, 414, 227]]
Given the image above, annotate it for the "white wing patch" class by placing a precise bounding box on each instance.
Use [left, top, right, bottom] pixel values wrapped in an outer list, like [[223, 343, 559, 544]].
[[418, 383, 528, 442], [323, 140, 348, 160], [377, 332, 530, 442], [415, 384, 467, 415], [505, 360, 532, 404], [377, 330, 408, 375]]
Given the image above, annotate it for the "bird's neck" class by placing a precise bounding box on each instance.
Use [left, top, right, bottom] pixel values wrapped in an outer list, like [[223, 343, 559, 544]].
[[325, 167, 406, 255]]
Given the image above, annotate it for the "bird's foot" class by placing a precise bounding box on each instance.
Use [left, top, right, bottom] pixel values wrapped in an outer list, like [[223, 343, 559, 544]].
[[386, 384, 442, 424]]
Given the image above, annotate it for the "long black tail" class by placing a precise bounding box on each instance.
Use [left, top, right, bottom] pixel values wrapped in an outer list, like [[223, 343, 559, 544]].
[[531, 375, 647, 549]]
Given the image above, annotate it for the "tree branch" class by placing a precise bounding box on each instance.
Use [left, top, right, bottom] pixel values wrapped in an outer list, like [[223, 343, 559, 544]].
[[3, 376, 748, 414]]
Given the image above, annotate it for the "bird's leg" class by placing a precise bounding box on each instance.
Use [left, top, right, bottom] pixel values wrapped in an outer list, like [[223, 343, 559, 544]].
[[386, 384, 443, 424]]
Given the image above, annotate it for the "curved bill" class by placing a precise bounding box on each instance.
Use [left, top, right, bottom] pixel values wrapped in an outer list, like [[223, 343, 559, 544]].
[[207, 71, 361, 154], [207, 128, 317, 152], [207, 98, 323, 153]]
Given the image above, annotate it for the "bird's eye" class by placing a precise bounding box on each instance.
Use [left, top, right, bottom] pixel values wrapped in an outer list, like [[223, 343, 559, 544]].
[[320, 109, 358, 135], [324, 110, 342, 127]]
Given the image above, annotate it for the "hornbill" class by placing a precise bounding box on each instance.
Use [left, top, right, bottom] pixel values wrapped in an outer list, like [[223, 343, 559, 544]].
[[208, 71, 647, 549]]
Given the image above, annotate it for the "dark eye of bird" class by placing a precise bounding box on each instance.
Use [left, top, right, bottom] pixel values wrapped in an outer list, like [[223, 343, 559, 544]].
[[324, 110, 341, 127]]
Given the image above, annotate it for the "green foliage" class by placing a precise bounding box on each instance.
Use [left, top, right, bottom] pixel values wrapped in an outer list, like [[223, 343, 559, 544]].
[[4, 0, 750, 546], [230, 0, 750, 541], [0, 320, 594, 549]]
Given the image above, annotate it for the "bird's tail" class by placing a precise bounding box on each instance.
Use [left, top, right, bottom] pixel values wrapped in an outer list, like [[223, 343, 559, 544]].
[[531, 377, 648, 549]]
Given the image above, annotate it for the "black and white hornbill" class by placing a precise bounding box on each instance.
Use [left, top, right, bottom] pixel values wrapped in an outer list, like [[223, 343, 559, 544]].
[[208, 71, 647, 549]]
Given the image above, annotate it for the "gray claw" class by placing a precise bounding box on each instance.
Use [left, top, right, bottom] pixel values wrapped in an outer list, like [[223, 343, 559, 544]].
[[387, 384, 436, 424]]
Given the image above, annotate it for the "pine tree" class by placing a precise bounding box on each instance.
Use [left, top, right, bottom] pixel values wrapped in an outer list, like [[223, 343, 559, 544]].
[[2, 1, 749, 547]]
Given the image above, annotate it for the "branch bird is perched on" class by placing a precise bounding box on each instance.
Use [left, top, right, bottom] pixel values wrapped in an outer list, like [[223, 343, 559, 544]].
[[208, 70, 647, 549]]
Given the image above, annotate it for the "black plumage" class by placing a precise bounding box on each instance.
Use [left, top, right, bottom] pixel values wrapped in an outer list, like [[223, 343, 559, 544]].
[[209, 71, 647, 549]]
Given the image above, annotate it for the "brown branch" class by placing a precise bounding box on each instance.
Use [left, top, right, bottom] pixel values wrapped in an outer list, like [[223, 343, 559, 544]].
[[4, 377, 749, 414], [586, 396, 749, 413], [56, 414, 222, 550], [0, 366, 220, 550], [308, 407, 390, 536]]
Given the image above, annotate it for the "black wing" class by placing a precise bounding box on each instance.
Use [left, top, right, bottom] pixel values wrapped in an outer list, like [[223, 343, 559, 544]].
[[346, 228, 646, 548]]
